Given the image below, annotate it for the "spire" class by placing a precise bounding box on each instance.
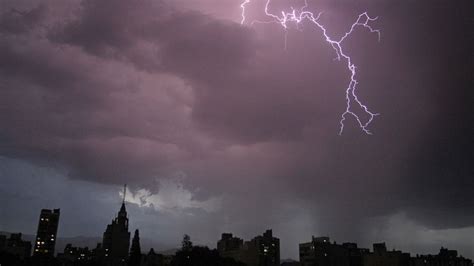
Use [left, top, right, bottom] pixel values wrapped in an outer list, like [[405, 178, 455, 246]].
[[118, 184, 127, 217], [122, 184, 127, 205]]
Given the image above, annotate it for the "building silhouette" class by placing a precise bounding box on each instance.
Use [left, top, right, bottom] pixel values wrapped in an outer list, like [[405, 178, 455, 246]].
[[102, 185, 131, 265], [217, 230, 280, 266], [299, 236, 473, 266], [411, 247, 472, 266], [300, 236, 354, 266], [57, 243, 93, 265], [363, 242, 410, 266], [247, 229, 280, 266], [218, 233, 245, 262], [0, 233, 32, 260], [1, 201, 473, 266], [33, 208, 60, 257]]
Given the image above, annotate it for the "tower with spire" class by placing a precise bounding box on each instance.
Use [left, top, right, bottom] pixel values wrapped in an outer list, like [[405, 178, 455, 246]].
[[102, 185, 131, 266]]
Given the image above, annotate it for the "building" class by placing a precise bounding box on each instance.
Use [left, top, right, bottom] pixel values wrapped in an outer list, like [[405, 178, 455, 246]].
[[299, 237, 370, 266], [57, 243, 93, 265], [411, 247, 472, 266], [102, 185, 131, 265], [363, 243, 410, 266], [33, 208, 60, 257], [218, 233, 245, 262], [0, 235, 6, 250], [246, 229, 280, 266], [217, 230, 280, 266], [300, 236, 350, 266], [343, 243, 369, 266], [0, 233, 32, 259]]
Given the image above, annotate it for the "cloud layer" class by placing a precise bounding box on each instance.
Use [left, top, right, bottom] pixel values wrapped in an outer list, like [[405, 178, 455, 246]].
[[0, 0, 472, 259]]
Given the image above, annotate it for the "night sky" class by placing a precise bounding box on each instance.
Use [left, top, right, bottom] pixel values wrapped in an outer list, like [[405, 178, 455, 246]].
[[0, 0, 473, 260]]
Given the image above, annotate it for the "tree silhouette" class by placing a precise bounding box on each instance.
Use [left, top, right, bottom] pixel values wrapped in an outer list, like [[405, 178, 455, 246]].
[[181, 234, 193, 252], [128, 229, 141, 266]]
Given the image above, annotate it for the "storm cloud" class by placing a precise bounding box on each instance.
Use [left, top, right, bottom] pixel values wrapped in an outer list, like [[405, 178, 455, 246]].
[[0, 0, 472, 259]]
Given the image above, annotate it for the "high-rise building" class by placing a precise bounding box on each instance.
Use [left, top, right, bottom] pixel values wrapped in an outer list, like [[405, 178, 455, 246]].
[[218, 233, 245, 262], [299, 237, 369, 266], [247, 229, 280, 266], [217, 230, 280, 266], [33, 209, 60, 256], [218, 233, 244, 254], [102, 185, 131, 265]]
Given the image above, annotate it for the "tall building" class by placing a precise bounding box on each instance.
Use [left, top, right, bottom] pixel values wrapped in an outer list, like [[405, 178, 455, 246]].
[[247, 229, 280, 266], [217, 230, 280, 266], [33, 209, 60, 256], [218, 233, 244, 254], [299, 237, 369, 266], [102, 185, 131, 265], [218, 233, 245, 262]]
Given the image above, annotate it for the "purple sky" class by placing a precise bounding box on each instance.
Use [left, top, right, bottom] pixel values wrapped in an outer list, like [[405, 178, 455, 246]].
[[0, 0, 473, 260]]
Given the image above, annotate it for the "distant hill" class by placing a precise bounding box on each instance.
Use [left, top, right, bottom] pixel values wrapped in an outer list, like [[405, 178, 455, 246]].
[[0, 231, 176, 255]]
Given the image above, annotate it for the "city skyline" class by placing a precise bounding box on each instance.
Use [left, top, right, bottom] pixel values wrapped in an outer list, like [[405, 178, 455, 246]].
[[1, 196, 473, 263], [0, 0, 473, 262], [0, 202, 472, 265]]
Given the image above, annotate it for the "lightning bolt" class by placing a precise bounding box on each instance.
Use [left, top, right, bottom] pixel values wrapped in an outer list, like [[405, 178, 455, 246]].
[[241, 0, 380, 135]]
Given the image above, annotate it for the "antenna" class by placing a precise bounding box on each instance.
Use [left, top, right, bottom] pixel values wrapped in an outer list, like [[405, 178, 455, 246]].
[[123, 184, 127, 204]]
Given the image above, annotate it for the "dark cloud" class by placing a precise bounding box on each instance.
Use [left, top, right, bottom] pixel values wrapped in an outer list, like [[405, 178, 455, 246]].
[[0, 0, 473, 259]]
